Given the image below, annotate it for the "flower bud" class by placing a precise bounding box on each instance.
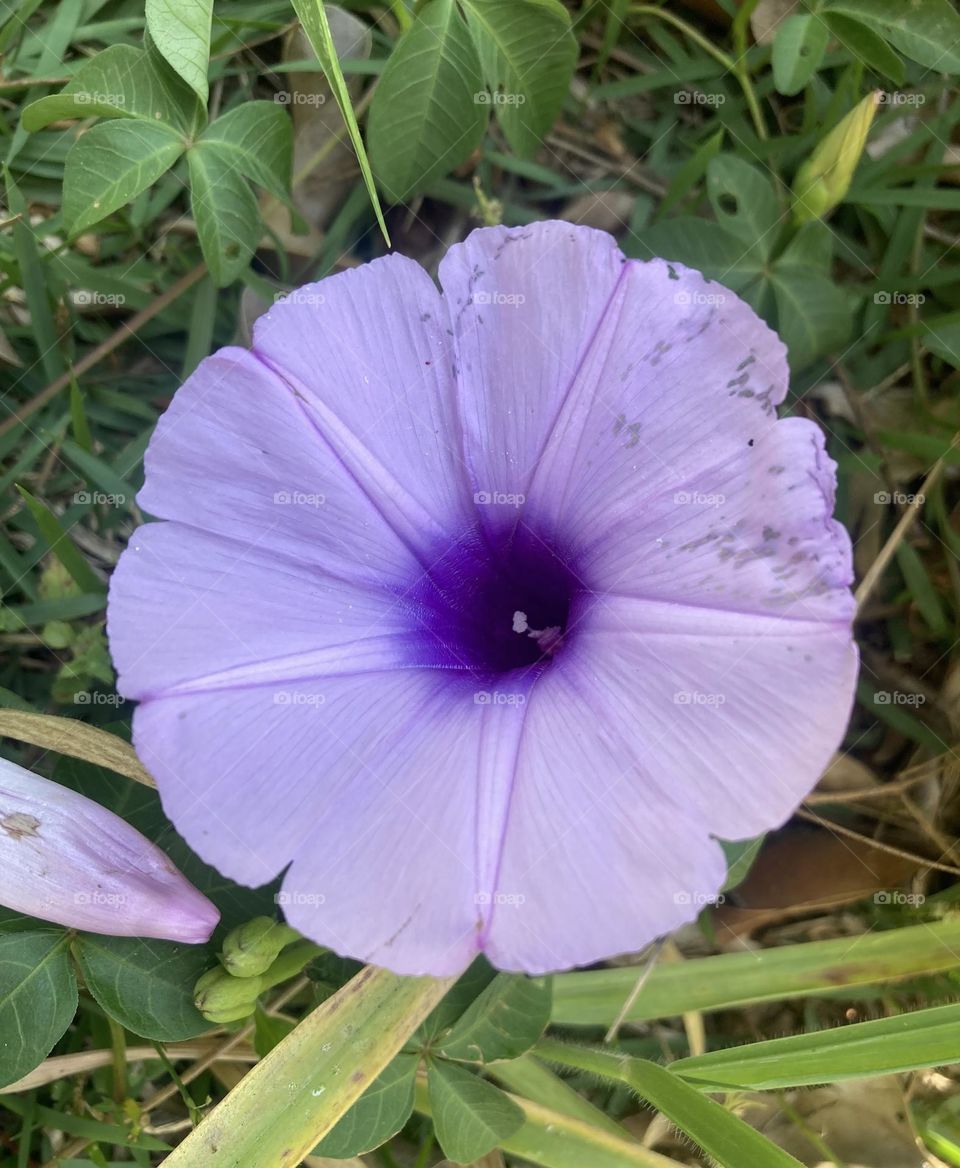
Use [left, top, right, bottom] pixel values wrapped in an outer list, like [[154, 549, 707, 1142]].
[[194, 965, 262, 1022], [0, 756, 218, 942], [792, 91, 880, 223], [220, 917, 299, 977]]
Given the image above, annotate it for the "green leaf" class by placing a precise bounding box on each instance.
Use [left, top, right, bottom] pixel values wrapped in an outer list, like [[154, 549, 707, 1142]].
[[163, 966, 451, 1167], [672, 1002, 960, 1090], [22, 44, 202, 133], [186, 144, 260, 287], [772, 13, 830, 95], [719, 834, 766, 891], [145, 0, 213, 103], [15, 487, 104, 594], [314, 1052, 418, 1157], [826, 0, 960, 74], [73, 935, 211, 1041], [770, 265, 850, 369], [291, 0, 390, 245], [628, 218, 764, 293], [368, 0, 486, 203], [0, 932, 76, 1088], [438, 973, 552, 1063], [538, 1040, 804, 1168], [428, 1059, 524, 1164], [460, 0, 577, 157], [198, 101, 293, 204], [550, 918, 960, 1026], [824, 12, 905, 85], [62, 119, 186, 235], [706, 155, 781, 258]]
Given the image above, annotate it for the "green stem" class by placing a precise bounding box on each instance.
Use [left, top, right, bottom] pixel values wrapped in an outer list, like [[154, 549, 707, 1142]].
[[631, 4, 768, 141]]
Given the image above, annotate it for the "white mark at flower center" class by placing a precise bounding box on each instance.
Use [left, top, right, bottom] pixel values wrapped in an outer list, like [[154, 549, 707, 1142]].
[[512, 610, 563, 655]]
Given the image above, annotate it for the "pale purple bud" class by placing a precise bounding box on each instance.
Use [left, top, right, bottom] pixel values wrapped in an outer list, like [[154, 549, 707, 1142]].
[[0, 756, 219, 943]]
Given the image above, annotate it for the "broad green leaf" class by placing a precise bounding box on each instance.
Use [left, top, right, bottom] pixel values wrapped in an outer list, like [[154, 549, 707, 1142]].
[[428, 1059, 524, 1164], [437, 973, 552, 1063], [368, 0, 486, 203], [656, 127, 724, 219], [706, 156, 781, 258], [0, 932, 76, 1088], [291, 0, 390, 245], [74, 935, 211, 1041], [770, 265, 850, 369], [672, 1002, 960, 1089], [63, 119, 186, 235], [145, 0, 213, 103], [460, 0, 577, 157], [628, 218, 764, 293], [314, 1052, 418, 1157], [15, 487, 103, 594], [826, 0, 960, 74], [550, 918, 960, 1026], [187, 144, 260, 286], [772, 13, 830, 95], [824, 12, 905, 85], [198, 101, 293, 204], [415, 1072, 675, 1167], [719, 834, 765, 891], [164, 966, 452, 1167], [22, 44, 202, 133], [421, 957, 499, 1040], [538, 1040, 804, 1168]]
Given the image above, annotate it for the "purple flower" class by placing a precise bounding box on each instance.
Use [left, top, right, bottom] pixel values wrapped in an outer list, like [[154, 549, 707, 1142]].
[[0, 756, 219, 941], [108, 222, 857, 975]]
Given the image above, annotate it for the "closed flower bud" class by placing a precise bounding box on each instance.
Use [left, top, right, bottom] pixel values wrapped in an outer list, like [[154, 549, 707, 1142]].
[[793, 91, 880, 223], [0, 756, 218, 943], [220, 917, 299, 978], [194, 965, 262, 1022]]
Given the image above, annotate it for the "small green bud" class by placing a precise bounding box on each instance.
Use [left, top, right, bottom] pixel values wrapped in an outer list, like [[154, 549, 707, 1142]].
[[220, 916, 300, 978], [194, 965, 262, 1022], [792, 90, 880, 223]]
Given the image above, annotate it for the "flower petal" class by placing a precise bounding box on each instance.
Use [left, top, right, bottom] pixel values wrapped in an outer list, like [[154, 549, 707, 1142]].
[[481, 655, 728, 974], [252, 255, 476, 557], [109, 522, 425, 700], [0, 757, 218, 942], [438, 222, 625, 522], [137, 346, 426, 588]]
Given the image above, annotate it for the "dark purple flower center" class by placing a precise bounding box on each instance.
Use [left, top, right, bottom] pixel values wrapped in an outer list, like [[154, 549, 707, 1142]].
[[408, 524, 580, 681]]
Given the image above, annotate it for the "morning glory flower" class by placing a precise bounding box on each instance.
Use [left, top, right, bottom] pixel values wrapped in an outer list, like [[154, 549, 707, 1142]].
[[0, 755, 219, 941], [108, 222, 857, 976]]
